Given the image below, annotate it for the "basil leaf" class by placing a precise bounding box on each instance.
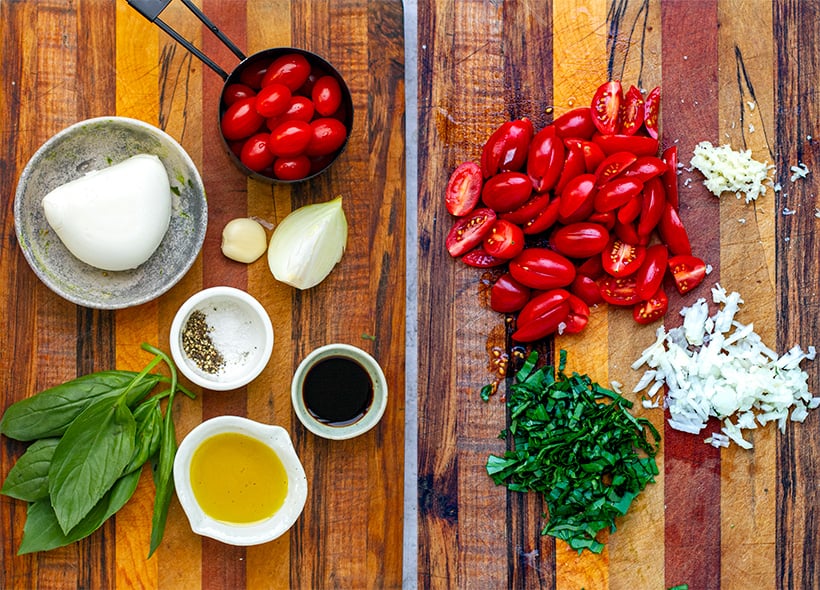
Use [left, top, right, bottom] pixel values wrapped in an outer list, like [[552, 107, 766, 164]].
[[18, 469, 140, 555], [123, 396, 163, 475], [48, 396, 136, 534], [0, 371, 160, 441], [1, 438, 60, 501], [148, 395, 177, 558]]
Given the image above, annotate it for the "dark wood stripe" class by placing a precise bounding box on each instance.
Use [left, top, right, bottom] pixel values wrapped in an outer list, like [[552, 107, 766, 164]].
[[660, 2, 722, 589], [774, 2, 820, 589]]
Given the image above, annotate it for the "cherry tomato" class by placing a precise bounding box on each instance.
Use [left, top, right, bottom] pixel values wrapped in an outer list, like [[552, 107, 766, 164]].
[[614, 220, 643, 246], [522, 197, 560, 235], [593, 177, 643, 212], [635, 244, 668, 301], [637, 177, 666, 238], [221, 97, 265, 140], [255, 83, 292, 118], [268, 96, 316, 127], [661, 145, 679, 209], [563, 294, 590, 334], [512, 289, 572, 342], [461, 247, 506, 268], [553, 107, 597, 140], [551, 222, 609, 259], [268, 120, 312, 158], [481, 118, 533, 177], [617, 194, 643, 225], [555, 140, 587, 195], [239, 60, 268, 88], [577, 254, 604, 279], [621, 156, 666, 183], [668, 255, 707, 294], [483, 219, 525, 259], [261, 53, 311, 91], [599, 274, 641, 306], [564, 139, 606, 173], [570, 274, 603, 306], [557, 173, 596, 223], [445, 162, 482, 217], [273, 156, 311, 181], [508, 248, 575, 290], [586, 210, 616, 231], [657, 203, 692, 255], [222, 83, 256, 107], [490, 273, 531, 313], [602, 238, 646, 277], [239, 133, 275, 172], [445, 208, 497, 257], [619, 85, 645, 136], [312, 75, 343, 117], [306, 118, 348, 156], [500, 192, 550, 225], [591, 80, 623, 135], [592, 133, 659, 157], [643, 86, 660, 139], [633, 287, 668, 324], [481, 171, 532, 213], [595, 151, 637, 186], [527, 124, 565, 193]]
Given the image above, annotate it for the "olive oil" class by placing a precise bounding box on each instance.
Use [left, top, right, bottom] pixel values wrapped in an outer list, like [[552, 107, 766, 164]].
[[302, 356, 374, 426], [189, 432, 288, 524]]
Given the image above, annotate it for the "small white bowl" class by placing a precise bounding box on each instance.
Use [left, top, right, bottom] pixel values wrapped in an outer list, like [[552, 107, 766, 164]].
[[173, 416, 307, 546], [291, 343, 388, 440], [170, 286, 274, 391]]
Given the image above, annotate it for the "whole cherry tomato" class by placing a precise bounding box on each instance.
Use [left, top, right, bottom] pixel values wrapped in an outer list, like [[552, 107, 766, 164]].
[[222, 83, 256, 106], [634, 244, 668, 301], [481, 171, 532, 213], [500, 192, 550, 225], [633, 287, 668, 324], [508, 248, 575, 290], [668, 255, 707, 294], [481, 118, 533, 177], [619, 85, 645, 136], [255, 83, 292, 118], [461, 247, 506, 268], [490, 273, 531, 313], [599, 274, 641, 306], [445, 162, 483, 217], [305, 118, 348, 156], [593, 177, 643, 212], [592, 133, 659, 157], [221, 97, 265, 140], [661, 145, 679, 209], [570, 274, 603, 306], [445, 208, 496, 257], [312, 75, 343, 117], [591, 80, 623, 134], [267, 96, 316, 130], [657, 203, 692, 255], [551, 222, 609, 258], [563, 294, 591, 334], [643, 86, 661, 139], [558, 173, 596, 223], [273, 156, 311, 181], [512, 289, 572, 342], [261, 53, 311, 90], [553, 107, 597, 140], [239, 60, 268, 88], [602, 238, 646, 277], [268, 120, 312, 157], [239, 133, 275, 172], [483, 219, 525, 259], [527, 124, 565, 193], [637, 176, 666, 238]]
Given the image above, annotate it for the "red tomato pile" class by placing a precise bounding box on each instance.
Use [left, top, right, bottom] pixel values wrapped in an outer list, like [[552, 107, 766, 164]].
[[220, 52, 350, 181], [444, 81, 707, 343]]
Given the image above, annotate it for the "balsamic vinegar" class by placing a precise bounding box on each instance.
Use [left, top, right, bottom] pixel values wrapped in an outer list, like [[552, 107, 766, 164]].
[[302, 356, 374, 426]]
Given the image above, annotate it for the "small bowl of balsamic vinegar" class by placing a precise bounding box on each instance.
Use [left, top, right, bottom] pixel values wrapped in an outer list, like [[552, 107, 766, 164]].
[[291, 343, 388, 440]]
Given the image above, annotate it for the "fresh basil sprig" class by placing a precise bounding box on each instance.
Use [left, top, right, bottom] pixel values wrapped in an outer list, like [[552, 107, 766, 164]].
[[486, 350, 660, 554], [0, 344, 194, 556]]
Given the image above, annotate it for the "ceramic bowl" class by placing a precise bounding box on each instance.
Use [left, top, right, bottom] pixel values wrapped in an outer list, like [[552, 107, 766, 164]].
[[169, 286, 274, 391], [291, 343, 388, 440], [13, 116, 207, 309], [173, 416, 308, 546]]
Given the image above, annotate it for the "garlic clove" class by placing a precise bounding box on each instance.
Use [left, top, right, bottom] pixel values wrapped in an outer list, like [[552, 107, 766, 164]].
[[221, 218, 268, 263]]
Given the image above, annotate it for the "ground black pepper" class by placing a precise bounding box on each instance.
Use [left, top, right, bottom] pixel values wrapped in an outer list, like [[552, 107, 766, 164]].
[[182, 309, 225, 374]]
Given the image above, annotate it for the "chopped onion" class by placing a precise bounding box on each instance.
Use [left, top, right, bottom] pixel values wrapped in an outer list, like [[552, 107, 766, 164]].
[[632, 284, 818, 448], [267, 196, 348, 290]]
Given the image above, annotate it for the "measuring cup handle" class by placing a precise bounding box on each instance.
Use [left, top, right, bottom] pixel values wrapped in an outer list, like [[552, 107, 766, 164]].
[[127, 0, 247, 81]]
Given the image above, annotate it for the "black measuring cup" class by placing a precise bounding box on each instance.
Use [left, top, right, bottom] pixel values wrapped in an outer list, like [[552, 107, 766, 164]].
[[128, 0, 354, 184]]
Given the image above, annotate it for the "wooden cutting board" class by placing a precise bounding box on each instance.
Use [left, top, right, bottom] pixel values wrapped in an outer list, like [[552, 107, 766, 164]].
[[417, 1, 819, 589], [0, 1, 405, 589]]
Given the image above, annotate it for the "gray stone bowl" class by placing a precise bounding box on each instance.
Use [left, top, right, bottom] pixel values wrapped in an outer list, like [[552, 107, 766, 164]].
[[14, 116, 207, 309]]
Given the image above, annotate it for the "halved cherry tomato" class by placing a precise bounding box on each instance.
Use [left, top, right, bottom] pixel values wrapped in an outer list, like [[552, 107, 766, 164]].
[[633, 287, 668, 324], [637, 176, 666, 238], [239, 133, 276, 172], [508, 248, 575, 290], [555, 140, 586, 195], [617, 194, 643, 224], [273, 156, 311, 180], [445, 208, 497, 257], [268, 120, 312, 157], [255, 83, 292, 118], [668, 255, 707, 294], [527, 124, 565, 193], [594, 151, 637, 186], [512, 289, 572, 342], [558, 173, 596, 224], [563, 294, 591, 333], [586, 210, 616, 231], [602, 238, 646, 277], [570, 274, 603, 306], [553, 107, 597, 140], [551, 222, 609, 259], [223, 83, 256, 107], [621, 156, 666, 183], [461, 247, 506, 268], [221, 97, 265, 140], [305, 118, 348, 156], [619, 85, 645, 136], [594, 177, 643, 212], [484, 219, 525, 259], [577, 254, 604, 279], [261, 53, 312, 90], [591, 80, 623, 135], [312, 75, 343, 117], [481, 171, 532, 213], [445, 162, 482, 217], [635, 244, 668, 301], [592, 133, 660, 157], [614, 220, 643, 246], [481, 118, 534, 177], [522, 197, 560, 235], [643, 86, 660, 139], [599, 274, 641, 306], [576, 139, 607, 173], [490, 273, 531, 313], [661, 145, 679, 209], [501, 192, 550, 225], [657, 203, 692, 255]]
